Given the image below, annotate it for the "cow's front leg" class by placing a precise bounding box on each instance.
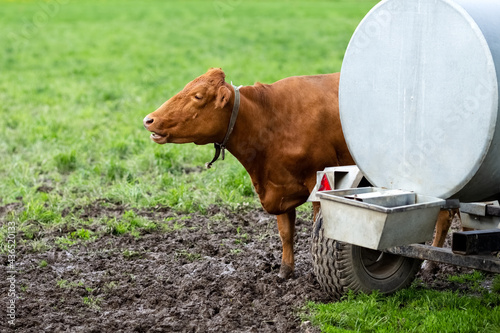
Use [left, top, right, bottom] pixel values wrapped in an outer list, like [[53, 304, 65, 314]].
[[277, 209, 296, 279], [423, 208, 461, 276], [432, 208, 459, 247]]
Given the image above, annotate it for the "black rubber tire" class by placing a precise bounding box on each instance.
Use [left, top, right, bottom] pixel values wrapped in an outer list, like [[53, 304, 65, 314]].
[[311, 210, 422, 300]]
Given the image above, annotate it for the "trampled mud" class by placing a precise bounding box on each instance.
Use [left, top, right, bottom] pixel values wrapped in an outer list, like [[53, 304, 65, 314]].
[[1, 204, 327, 332], [0, 203, 476, 332]]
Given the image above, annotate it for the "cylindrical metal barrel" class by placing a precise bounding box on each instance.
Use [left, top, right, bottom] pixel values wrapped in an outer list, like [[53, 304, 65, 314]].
[[339, 0, 500, 201]]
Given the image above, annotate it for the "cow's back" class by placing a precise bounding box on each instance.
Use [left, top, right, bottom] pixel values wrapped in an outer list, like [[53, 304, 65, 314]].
[[240, 73, 353, 213], [267, 73, 353, 178]]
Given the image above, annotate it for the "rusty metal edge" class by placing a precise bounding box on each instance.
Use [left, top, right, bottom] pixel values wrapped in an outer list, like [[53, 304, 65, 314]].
[[385, 244, 500, 273]]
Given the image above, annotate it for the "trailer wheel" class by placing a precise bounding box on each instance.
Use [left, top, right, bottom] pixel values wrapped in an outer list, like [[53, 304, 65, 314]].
[[311, 210, 422, 300]]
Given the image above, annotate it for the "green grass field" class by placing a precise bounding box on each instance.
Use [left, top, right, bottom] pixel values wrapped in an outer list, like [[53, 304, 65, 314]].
[[303, 273, 500, 332], [0, 0, 375, 216], [2, 0, 500, 331]]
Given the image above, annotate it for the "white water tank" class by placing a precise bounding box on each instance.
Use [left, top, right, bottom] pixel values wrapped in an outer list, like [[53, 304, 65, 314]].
[[339, 0, 500, 202]]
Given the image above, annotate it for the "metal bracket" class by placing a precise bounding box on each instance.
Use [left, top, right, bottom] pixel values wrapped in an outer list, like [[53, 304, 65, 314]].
[[442, 199, 460, 210], [487, 205, 500, 217], [460, 201, 500, 216], [385, 244, 500, 273], [452, 229, 500, 255], [460, 201, 500, 230]]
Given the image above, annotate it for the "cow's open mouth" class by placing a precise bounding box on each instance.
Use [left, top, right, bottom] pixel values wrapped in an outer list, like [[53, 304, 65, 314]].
[[150, 132, 165, 140], [150, 132, 168, 144]]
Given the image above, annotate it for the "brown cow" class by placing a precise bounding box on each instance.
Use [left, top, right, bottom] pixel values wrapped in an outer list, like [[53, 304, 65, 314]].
[[143, 68, 459, 279], [143, 68, 354, 278]]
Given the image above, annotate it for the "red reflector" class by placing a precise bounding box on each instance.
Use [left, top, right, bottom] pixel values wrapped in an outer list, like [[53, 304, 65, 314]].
[[318, 174, 332, 192]]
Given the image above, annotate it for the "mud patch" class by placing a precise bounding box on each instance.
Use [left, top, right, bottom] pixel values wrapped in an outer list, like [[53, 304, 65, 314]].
[[1, 205, 327, 332], [1, 204, 490, 332]]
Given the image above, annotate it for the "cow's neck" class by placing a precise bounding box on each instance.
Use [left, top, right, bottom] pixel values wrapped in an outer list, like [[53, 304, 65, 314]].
[[224, 84, 274, 176]]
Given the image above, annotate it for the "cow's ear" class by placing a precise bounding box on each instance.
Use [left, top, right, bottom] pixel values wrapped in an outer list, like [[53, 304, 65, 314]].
[[215, 85, 231, 109]]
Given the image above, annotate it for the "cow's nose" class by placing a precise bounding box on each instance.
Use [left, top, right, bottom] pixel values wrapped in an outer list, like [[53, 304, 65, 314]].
[[143, 116, 154, 128]]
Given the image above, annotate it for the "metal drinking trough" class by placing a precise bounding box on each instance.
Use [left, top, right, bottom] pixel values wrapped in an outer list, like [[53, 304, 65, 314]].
[[311, 0, 500, 299]]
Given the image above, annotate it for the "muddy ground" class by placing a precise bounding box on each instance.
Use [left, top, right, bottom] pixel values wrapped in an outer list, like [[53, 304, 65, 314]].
[[0, 202, 477, 332]]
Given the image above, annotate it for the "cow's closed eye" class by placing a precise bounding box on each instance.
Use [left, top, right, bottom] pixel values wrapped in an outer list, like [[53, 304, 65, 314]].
[[194, 93, 203, 100]]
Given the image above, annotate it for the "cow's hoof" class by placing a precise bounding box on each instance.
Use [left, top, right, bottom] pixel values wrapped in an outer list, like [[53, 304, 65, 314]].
[[278, 264, 294, 279], [419, 260, 439, 283]]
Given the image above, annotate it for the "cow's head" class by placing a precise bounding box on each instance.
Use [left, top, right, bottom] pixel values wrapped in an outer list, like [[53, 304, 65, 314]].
[[143, 68, 233, 145]]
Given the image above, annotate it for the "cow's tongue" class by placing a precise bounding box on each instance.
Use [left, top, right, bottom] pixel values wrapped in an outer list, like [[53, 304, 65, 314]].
[[151, 132, 165, 139]]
